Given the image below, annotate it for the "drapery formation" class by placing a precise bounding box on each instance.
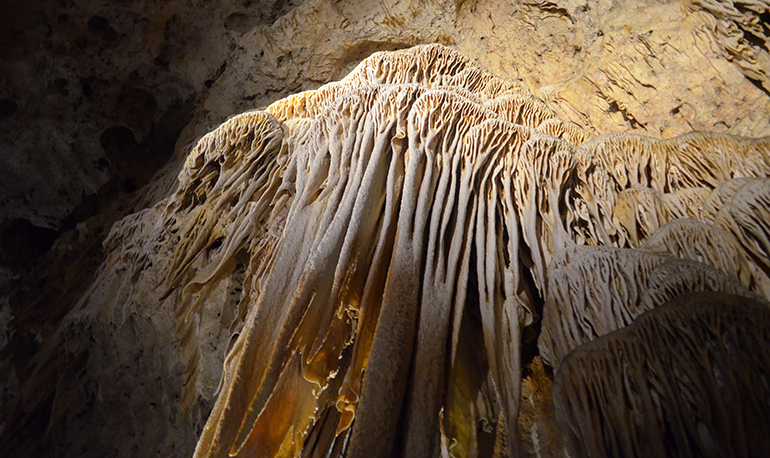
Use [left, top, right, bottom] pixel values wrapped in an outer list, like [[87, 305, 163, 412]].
[[184, 44, 770, 457], [554, 292, 770, 458], [16, 44, 770, 457]]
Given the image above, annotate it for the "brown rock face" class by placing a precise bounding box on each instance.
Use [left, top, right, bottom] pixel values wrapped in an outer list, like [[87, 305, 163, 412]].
[[1, 1, 769, 458]]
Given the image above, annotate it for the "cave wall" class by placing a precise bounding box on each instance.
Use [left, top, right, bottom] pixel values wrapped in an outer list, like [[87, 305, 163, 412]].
[[1, 0, 769, 457]]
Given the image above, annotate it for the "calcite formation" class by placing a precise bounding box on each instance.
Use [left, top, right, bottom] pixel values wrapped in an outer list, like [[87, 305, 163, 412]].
[[6, 42, 770, 458], [554, 292, 770, 458]]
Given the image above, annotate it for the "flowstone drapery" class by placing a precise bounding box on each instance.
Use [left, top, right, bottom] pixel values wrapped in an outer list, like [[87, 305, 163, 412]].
[[554, 292, 770, 458], [12, 44, 770, 457]]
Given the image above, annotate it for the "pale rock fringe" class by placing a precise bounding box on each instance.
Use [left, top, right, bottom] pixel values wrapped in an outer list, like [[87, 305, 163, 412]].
[[700, 177, 756, 222], [536, 118, 593, 145], [661, 187, 711, 220], [640, 218, 765, 295], [538, 245, 763, 367], [612, 186, 671, 247], [713, 178, 770, 298], [484, 93, 555, 128], [582, 131, 770, 195]]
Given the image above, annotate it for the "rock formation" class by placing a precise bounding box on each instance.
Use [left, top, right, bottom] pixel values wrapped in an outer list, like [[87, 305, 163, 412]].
[[2, 1, 770, 458], [554, 292, 770, 458]]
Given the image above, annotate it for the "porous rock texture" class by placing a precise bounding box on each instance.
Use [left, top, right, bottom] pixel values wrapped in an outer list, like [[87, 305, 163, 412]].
[[1, 1, 770, 458]]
